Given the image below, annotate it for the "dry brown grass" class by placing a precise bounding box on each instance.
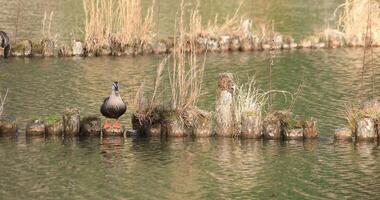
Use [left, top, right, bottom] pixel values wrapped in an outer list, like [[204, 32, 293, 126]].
[[83, 0, 156, 52], [133, 56, 168, 123], [344, 99, 380, 131], [335, 0, 380, 45], [169, 0, 206, 113]]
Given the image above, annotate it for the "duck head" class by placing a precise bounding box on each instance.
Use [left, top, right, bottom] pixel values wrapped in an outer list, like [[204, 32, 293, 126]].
[[112, 81, 120, 95]]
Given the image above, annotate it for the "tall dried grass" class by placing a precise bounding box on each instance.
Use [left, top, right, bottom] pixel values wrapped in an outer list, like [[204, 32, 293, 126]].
[[335, 0, 380, 45], [83, 0, 156, 52], [234, 79, 267, 132], [169, 0, 206, 113], [133, 56, 168, 123]]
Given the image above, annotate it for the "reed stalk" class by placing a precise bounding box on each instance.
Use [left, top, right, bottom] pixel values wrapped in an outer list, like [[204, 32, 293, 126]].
[[83, 0, 156, 52], [169, 0, 206, 113], [335, 0, 380, 45]]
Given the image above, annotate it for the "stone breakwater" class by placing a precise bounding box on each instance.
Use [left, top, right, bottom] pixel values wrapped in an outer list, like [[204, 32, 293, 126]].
[[2, 28, 379, 58]]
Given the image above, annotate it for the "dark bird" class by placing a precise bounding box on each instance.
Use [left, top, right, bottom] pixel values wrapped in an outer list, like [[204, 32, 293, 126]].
[[100, 82, 127, 129], [0, 31, 10, 58]]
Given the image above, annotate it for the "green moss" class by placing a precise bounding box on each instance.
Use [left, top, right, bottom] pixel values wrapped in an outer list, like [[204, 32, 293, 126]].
[[161, 110, 181, 122], [286, 118, 304, 129], [81, 115, 100, 123], [45, 115, 61, 125], [243, 111, 258, 117], [32, 41, 43, 54]]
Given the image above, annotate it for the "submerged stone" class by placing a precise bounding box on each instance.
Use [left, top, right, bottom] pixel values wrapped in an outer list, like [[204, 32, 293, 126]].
[[230, 37, 241, 51], [240, 113, 262, 139], [80, 116, 101, 136], [215, 73, 236, 137], [152, 41, 167, 54], [356, 118, 377, 141], [42, 39, 55, 57], [284, 128, 304, 140], [218, 35, 231, 51], [263, 117, 282, 140], [0, 117, 17, 136], [63, 108, 80, 136], [11, 40, 32, 56], [192, 112, 213, 137], [72, 40, 84, 56], [26, 120, 45, 136], [161, 110, 187, 137], [45, 119, 63, 136], [334, 127, 353, 141], [58, 45, 73, 57], [303, 119, 318, 139]]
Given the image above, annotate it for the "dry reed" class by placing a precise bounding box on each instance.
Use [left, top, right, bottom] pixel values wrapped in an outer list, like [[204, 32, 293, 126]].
[[335, 0, 380, 45], [344, 99, 380, 131], [169, 0, 206, 113], [133, 56, 168, 124], [83, 0, 156, 52]]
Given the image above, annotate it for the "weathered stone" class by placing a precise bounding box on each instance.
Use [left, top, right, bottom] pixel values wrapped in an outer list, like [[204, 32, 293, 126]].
[[142, 43, 153, 54], [63, 108, 80, 136], [26, 120, 45, 136], [241, 38, 253, 51], [299, 39, 312, 48], [31, 41, 43, 56], [80, 116, 101, 136], [218, 35, 231, 51], [282, 43, 290, 50], [72, 40, 84, 56], [103, 125, 125, 137], [12, 40, 32, 56], [290, 43, 298, 49], [58, 45, 73, 57], [162, 120, 187, 137], [252, 36, 262, 51], [262, 43, 271, 50], [347, 36, 364, 47], [207, 38, 219, 51], [272, 35, 283, 50], [152, 41, 167, 54], [144, 123, 162, 137], [193, 113, 212, 137], [334, 127, 353, 141], [161, 110, 187, 137], [215, 73, 236, 137], [284, 128, 304, 140], [263, 117, 282, 140], [303, 119, 318, 139], [42, 39, 55, 57], [312, 42, 326, 49], [0, 117, 17, 136], [356, 118, 377, 141], [240, 113, 262, 139], [230, 37, 241, 51], [263, 111, 292, 140], [45, 120, 63, 136]]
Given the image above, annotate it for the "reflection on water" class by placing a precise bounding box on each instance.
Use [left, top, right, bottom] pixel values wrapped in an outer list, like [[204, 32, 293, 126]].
[[0, 136, 379, 199]]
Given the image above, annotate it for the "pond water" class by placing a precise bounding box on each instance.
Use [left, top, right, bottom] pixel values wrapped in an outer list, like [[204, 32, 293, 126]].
[[1, 0, 380, 199]]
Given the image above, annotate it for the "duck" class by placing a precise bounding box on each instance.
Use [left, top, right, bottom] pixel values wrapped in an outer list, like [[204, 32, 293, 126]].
[[100, 81, 127, 129], [0, 31, 10, 58]]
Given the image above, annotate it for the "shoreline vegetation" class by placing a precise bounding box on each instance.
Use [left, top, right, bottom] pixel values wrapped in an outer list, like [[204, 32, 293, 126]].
[[2, 0, 380, 58]]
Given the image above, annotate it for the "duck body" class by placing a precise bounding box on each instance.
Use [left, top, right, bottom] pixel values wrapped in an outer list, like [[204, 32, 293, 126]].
[[0, 31, 10, 58], [100, 82, 127, 119]]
